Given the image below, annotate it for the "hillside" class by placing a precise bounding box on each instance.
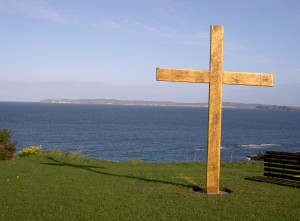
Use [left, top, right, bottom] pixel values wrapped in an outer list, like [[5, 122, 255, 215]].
[[1, 151, 299, 220]]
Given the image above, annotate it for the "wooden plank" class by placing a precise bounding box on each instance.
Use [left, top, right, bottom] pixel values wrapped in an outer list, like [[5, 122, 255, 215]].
[[156, 68, 209, 83], [223, 71, 274, 86], [156, 68, 274, 87], [265, 155, 300, 161], [264, 163, 300, 171], [265, 159, 300, 165], [266, 157, 300, 162], [157, 68, 274, 87], [266, 151, 300, 156], [206, 25, 224, 194], [266, 152, 300, 158], [264, 168, 300, 176], [265, 155, 300, 164]]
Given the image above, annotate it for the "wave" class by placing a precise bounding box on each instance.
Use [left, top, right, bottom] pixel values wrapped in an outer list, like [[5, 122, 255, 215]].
[[239, 143, 281, 149]]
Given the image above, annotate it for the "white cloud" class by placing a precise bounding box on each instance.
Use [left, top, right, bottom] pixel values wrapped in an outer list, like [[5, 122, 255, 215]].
[[225, 42, 246, 51], [252, 53, 272, 64], [0, 1, 208, 45], [0, 0, 70, 23], [95, 18, 209, 46]]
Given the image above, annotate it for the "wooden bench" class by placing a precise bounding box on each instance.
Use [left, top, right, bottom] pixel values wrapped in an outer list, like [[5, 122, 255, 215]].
[[246, 151, 300, 188]]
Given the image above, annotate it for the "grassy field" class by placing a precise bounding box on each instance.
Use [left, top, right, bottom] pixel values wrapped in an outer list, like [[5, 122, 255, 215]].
[[1, 151, 299, 221]]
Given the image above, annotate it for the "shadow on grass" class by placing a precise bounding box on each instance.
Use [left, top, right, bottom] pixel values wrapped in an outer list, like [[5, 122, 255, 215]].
[[42, 156, 202, 191], [44, 156, 107, 169]]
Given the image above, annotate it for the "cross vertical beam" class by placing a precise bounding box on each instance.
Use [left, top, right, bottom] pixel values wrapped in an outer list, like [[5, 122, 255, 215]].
[[206, 26, 224, 194]]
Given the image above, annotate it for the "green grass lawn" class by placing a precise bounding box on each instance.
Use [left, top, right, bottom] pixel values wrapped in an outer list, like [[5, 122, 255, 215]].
[[1, 151, 299, 221]]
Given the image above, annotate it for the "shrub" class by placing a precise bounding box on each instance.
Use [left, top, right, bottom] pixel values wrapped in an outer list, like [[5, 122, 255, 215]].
[[19, 145, 42, 157], [0, 129, 18, 161]]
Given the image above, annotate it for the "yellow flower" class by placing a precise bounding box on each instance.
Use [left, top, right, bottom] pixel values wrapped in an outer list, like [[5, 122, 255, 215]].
[[19, 145, 42, 157], [16, 176, 20, 179]]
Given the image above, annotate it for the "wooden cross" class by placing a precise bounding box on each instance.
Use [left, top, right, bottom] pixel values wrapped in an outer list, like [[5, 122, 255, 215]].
[[156, 25, 274, 194]]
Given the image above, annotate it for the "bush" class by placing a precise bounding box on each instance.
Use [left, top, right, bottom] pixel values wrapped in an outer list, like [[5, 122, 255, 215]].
[[0, 129, 18, 161], [19, 145, 42, 157]]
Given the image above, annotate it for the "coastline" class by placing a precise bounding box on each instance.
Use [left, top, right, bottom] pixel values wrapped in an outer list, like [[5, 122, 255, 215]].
[[40, 98, 300, 111]]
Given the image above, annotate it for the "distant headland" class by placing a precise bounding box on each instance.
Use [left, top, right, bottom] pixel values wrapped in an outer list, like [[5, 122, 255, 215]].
[[40, 99, 300, 111]]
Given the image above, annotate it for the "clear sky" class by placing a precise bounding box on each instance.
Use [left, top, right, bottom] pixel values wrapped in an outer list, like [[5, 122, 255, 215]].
[[0, 0, 299, 105]]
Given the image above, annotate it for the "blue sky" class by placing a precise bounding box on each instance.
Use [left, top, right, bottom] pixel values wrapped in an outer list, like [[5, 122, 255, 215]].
[[0, 0, 299, 105]]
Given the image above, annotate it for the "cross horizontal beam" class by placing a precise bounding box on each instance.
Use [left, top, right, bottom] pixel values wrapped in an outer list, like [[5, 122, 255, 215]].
[[156, 67, 274, 87]]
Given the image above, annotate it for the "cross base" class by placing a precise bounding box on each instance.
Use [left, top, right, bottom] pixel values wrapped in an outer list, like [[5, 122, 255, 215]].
[[194, 188, 231, 195]]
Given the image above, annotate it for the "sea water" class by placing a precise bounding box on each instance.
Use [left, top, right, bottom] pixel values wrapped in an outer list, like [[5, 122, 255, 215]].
[[0, 102, 299, 162]]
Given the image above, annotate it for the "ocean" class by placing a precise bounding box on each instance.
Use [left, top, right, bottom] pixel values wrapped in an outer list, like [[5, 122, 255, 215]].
[[1, 102, 299, 162]]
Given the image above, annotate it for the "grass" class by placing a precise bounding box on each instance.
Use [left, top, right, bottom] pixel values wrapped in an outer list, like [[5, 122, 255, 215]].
[[1, 151, 299, 221]]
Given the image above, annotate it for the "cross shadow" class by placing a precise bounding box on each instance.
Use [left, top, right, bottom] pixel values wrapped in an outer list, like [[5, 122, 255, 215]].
[[43, 156, 107, 169], [41, 156, 201, 191]]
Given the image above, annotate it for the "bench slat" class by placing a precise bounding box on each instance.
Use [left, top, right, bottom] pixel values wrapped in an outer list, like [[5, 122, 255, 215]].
[[266, 151, 300, 157], [265, 155, 300, 162], [264, 163, 300, 171], [264, 159, 300, 166], [264, 168, 300, 176]]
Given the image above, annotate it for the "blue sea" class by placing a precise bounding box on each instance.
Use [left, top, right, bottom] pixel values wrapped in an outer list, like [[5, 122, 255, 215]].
[[1, 102, 299, 162]]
